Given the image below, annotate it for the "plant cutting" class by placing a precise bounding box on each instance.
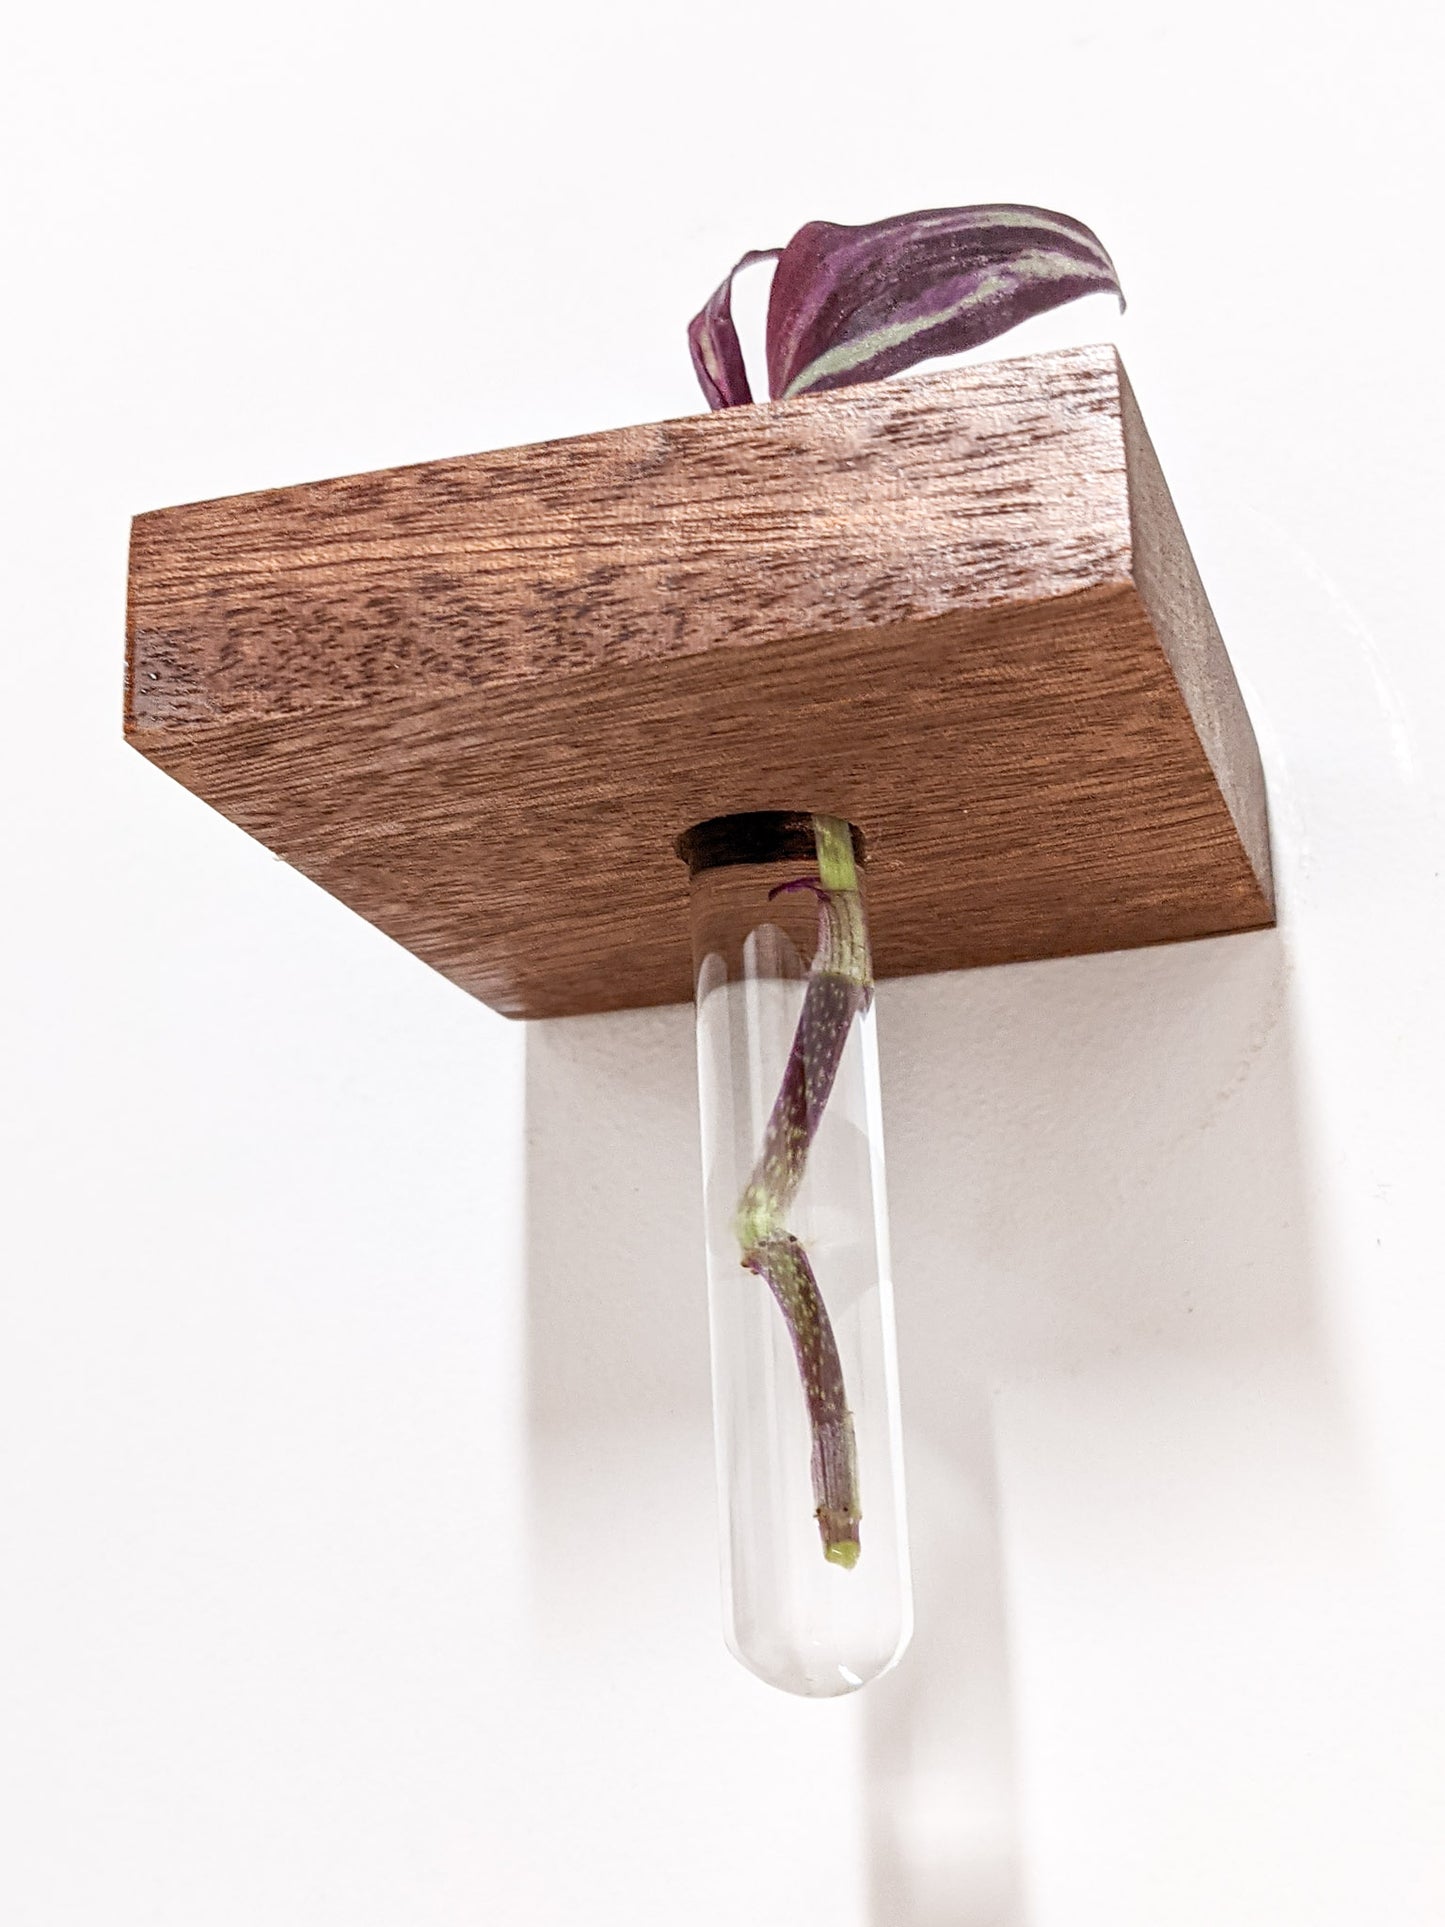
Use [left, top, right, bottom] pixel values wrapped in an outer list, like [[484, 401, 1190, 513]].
[[729, 816, 873, 1569], [678, 204, 1124, 1690]]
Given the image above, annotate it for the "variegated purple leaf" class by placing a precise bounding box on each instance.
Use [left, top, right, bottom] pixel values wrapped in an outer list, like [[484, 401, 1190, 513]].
[[686, 246, 780, 409], [688, 204, 1122, 408]]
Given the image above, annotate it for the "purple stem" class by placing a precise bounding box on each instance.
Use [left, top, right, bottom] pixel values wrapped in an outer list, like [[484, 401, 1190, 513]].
[[745, 1233, 860, 1566], [734, 879, 872, 1565]]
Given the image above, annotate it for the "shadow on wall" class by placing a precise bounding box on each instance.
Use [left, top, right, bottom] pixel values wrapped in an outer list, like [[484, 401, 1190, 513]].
[[863, 924, 1334, 1927], [523, 923, 1335, 1926]]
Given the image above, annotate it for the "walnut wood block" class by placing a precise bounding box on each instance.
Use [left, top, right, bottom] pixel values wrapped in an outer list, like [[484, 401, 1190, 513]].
[[125, 344, 1273, 1020]]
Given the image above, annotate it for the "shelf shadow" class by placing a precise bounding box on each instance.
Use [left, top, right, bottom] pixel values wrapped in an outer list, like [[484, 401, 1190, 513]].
[[522, 925, 1342, 1925], [864, 926, 1336, 1925]]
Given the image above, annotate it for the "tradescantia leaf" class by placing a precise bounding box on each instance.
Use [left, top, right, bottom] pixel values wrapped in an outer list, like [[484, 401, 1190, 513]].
[[688, 204, 1123, 409], [767, 204, 1124, 400], [686, 246, 779, 409]]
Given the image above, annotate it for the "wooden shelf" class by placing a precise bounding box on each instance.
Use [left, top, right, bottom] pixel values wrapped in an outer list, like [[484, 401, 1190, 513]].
[[125, 344, 1273, 1020]]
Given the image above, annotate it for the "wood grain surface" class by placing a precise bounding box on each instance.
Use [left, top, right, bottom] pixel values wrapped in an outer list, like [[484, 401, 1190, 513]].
[[125, 344, 1273, 1020]]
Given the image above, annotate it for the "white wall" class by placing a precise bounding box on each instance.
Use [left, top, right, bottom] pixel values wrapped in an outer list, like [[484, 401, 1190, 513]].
[[3, 4, 1442, 1922]]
